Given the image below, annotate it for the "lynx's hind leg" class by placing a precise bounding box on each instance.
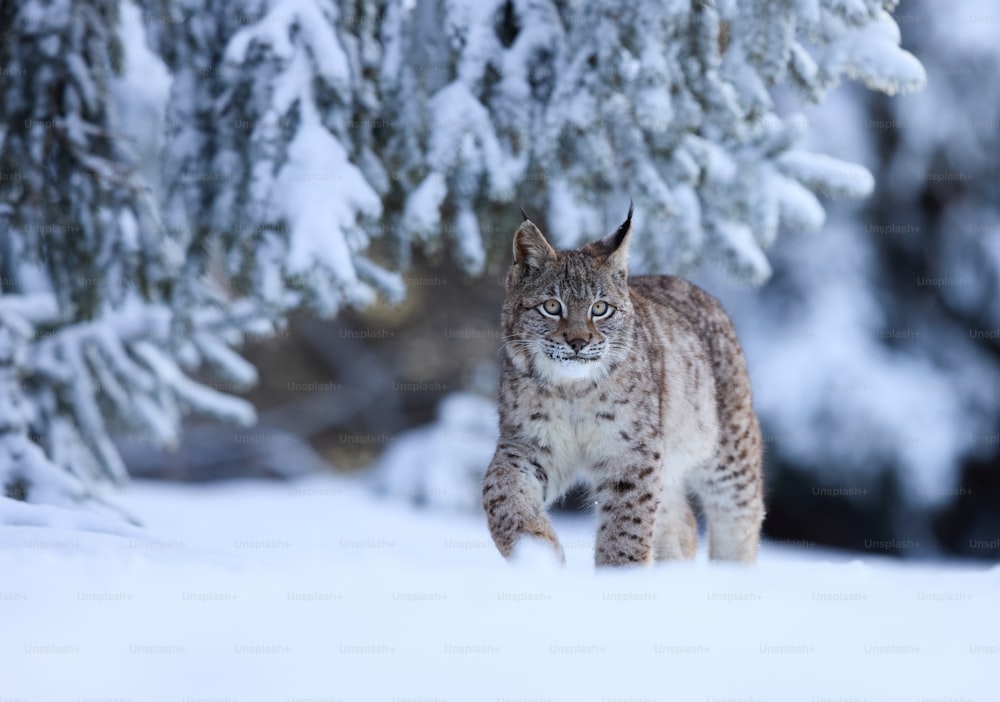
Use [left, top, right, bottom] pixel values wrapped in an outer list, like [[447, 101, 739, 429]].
[[652, 486, 697, 561], [702, 492, 762, 563], [694, 418, 764, 564]]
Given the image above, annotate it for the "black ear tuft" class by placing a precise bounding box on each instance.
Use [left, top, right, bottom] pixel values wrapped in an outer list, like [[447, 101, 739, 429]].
[[609, 199, 634, 252], [602, 201, 633, 276], [519, 206, 530, 222]]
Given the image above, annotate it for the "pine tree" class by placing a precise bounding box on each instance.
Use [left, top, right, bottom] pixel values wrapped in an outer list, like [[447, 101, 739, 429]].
[[384, 0, 926, 283], [0, 0, 254, 517], [544, 0, 923, 283], [142, 0, 924, 310], [139, 0, 405, 319]]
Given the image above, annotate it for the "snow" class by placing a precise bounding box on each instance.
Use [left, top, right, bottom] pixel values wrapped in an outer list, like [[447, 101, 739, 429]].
[[225, 0, 351, 98], [453, 204, 487, 272], [275, 116, 380, 298], [776, 151, 875, 199], [841, 10, 927, 95], [373, 392, 497, 512], [773, 172, 826, 232], [707, 218, 772, 285], [2, 476, 997, 700], [428, 81, 515, 200], [132, 341, 257, 429], [403, 171, 449, 242], [192, 332, 260, 389], [0, 292, 59, 326]]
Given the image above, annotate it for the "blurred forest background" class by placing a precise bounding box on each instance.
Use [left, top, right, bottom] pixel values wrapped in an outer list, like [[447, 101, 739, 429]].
[[2, 0, 998, 559]]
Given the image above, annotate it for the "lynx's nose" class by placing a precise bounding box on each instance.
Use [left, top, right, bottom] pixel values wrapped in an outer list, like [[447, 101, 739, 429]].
[[567, 336, 589, 353]]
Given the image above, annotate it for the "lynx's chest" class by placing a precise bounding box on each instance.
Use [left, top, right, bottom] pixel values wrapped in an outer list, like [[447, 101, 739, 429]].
[[515, 382, 642, 473]]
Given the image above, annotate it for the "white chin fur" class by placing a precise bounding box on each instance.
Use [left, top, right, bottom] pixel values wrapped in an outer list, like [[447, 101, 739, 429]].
[[539, 356, 601, 382]]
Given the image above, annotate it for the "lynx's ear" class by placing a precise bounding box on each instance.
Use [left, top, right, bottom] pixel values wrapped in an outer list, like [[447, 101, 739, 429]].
[[513, 217, 557, 270], [602, 201, 633, 277]]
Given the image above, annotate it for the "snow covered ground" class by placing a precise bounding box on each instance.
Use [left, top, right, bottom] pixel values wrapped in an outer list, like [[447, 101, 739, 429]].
[[2, 476, 997, 701]]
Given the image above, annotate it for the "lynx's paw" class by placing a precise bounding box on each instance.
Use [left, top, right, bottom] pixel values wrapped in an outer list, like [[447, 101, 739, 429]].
[[510, 534, 565, 568], [486, 509, 565, 565]]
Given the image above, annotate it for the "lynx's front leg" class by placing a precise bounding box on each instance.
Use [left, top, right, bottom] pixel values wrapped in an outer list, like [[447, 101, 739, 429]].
[[482, 444, 564, 563], [594, 459, 662, 567]]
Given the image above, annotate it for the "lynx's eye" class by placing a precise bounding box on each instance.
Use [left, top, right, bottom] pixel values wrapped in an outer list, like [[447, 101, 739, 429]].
[[590, 300, 613, 318], [540, 299, 562, 318]]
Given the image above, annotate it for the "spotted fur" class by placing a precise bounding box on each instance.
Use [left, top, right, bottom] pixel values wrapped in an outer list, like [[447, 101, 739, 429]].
[[482, 209, 764, 566]]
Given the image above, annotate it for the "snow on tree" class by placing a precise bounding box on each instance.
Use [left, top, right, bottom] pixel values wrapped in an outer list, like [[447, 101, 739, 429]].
[[0, 0, 255, 518], [138, 0, 405, 319], [378, 0, 924, 283], [130, 0, 927, 316], [706, 0, 1000, 551], [142, 0, 924, 312], [538, 0, 923, 282]]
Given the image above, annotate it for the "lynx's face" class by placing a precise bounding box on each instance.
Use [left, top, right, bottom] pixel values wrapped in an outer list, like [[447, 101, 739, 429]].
[[502, 209, 635, 383]]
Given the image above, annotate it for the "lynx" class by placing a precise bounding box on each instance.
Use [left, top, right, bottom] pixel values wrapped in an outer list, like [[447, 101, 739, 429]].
[[482, 206, 764, 566]]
